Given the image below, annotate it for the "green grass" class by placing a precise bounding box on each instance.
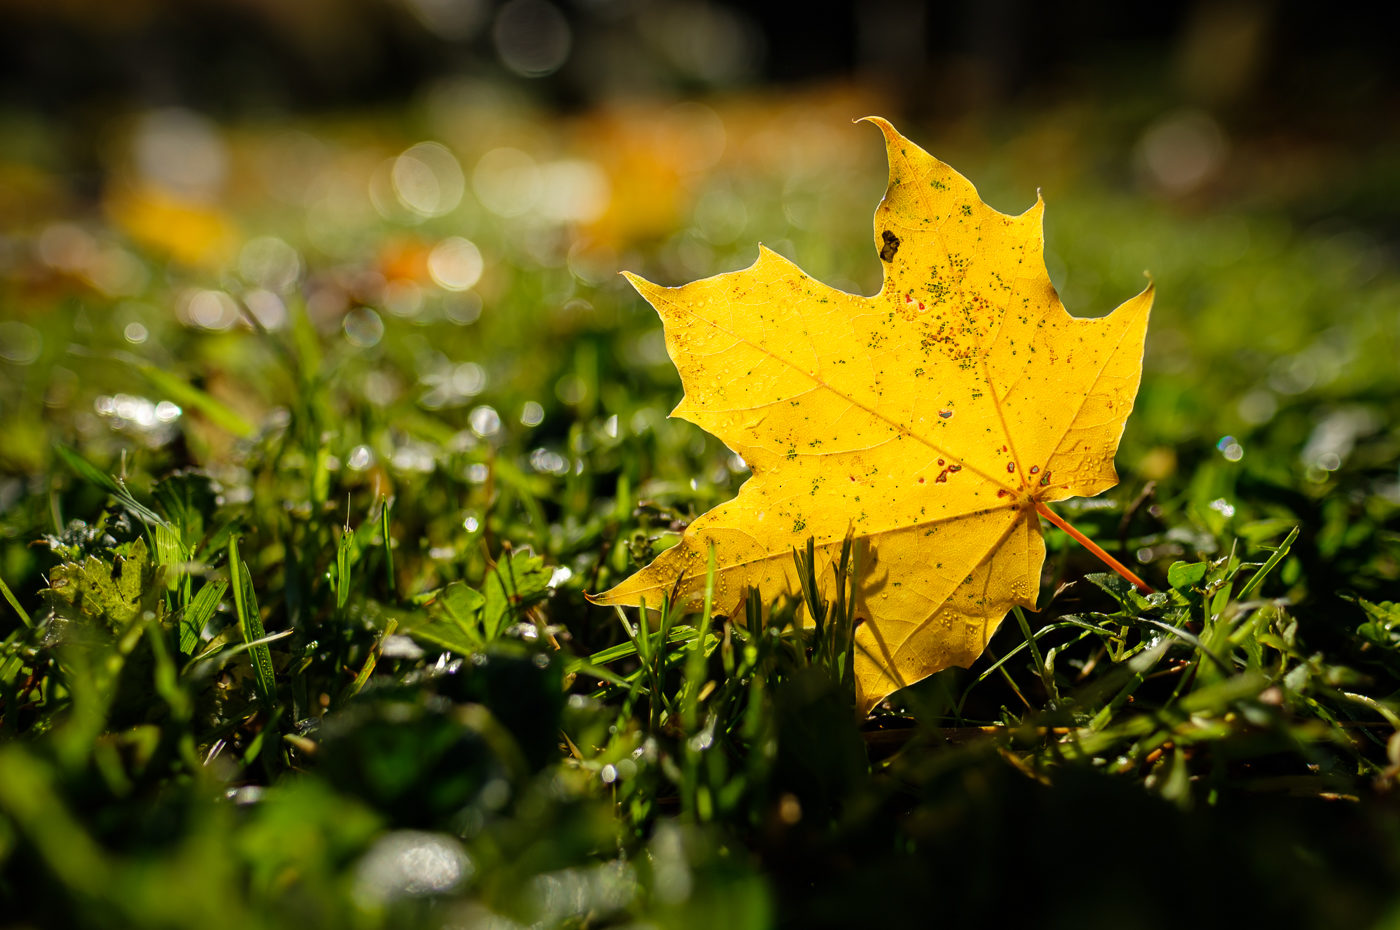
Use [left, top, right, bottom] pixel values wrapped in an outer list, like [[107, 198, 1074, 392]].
[[1, 95, 1398, 928]]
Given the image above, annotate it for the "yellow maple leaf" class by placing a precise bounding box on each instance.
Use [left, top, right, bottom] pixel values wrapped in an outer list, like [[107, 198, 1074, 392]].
[[593, 118, 1153, 714]]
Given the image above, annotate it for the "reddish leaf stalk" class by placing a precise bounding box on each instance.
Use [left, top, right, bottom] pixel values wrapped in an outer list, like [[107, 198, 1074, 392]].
[[1035, 501, 1155, 594]]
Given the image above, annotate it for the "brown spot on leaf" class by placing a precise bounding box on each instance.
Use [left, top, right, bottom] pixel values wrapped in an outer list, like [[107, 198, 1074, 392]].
[[880, 230, 901, 262]]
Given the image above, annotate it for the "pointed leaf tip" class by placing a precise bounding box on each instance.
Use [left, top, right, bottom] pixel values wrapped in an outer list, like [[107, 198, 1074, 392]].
[[856, 115, 897, 136], [622, 270, 666, 302]]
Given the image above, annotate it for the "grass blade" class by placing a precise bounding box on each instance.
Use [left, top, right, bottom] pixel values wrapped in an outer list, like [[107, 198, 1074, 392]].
[[228, 535, 278, 707], [1013, 606, 1058, 705], [380, 495, 396, 595], [0, 576, 33, 629], [681, 544, 717, 733], [1237, 526, 1300, 600], [341, 618, 397, 701], [180, 578, 227, 656], [335, 525, 353, 611], [53, 444, 167, 528]]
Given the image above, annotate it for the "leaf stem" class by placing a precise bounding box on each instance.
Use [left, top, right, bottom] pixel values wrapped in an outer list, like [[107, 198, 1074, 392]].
[[1034, 501, 1155, 594]]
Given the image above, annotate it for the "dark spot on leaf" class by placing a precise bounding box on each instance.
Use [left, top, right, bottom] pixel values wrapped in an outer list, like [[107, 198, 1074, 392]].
[[880, 230, 900, 262]]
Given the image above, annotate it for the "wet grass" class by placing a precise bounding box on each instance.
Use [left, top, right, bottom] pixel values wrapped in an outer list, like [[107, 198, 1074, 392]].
[[1, 94, 1398, 928]]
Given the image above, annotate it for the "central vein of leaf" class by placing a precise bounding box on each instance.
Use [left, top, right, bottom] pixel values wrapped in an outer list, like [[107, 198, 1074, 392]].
[[884, 141, 1032, 496]]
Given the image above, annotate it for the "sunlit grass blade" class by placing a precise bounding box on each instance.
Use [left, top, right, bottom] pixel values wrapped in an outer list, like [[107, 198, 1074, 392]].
[[379, 494, 396, 595], [180, 578, 227, 656], [153, 523, 188, 594], [228, 535, 278, 707], [0, 575, 33, 629], [53, 444, 167, 528], [565, 624, 705, 671], [1013, 606, 1058, 706], [1237, 526, 1300, 600], [335, 524, 353, 611], [792, 536, 825, 642], [341, 618, 397, 701]]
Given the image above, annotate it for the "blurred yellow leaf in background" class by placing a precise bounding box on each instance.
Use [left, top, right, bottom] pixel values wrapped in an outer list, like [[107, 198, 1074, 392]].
[[106, 186, 238, 268]]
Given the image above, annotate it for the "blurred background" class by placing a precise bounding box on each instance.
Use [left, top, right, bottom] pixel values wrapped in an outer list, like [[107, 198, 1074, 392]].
[[3, 4, 1400, 927], [5, 0, 1400, 246]]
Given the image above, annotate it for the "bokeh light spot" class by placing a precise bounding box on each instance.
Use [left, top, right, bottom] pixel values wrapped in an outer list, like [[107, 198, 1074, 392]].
[[428, 237, 484, 291], [353, 831, 473, 904], [343, 307, 385, 347], [493, 0, 571, 78], [392, 142, 465, 218], [473, 147, 541, 217], [0, 321, 42, 365]]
